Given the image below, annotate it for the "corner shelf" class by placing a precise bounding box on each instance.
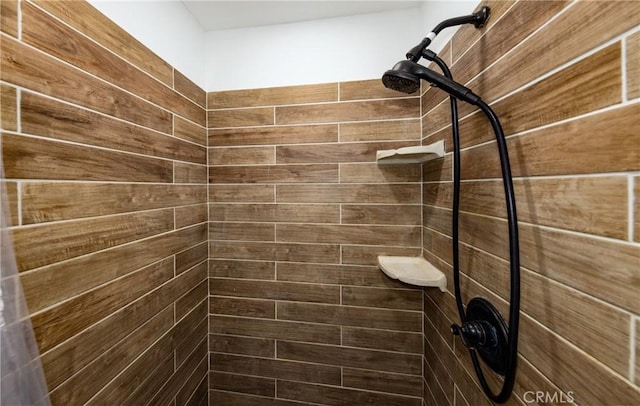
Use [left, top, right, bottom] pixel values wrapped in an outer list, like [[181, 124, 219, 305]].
[[376, 141, 445, 165], [378, 256, 447, 292]]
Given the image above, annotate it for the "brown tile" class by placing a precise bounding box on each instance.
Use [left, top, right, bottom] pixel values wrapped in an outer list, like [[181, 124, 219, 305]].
[[465, 1, 639, 109], [208, 107, 274, 128], [423, 294, 455, 348], [461, 103, 640, 179], [210, 352, 341, 385], [340, 79, 413, 101], [424, 176, 629, 240], [277, 341, 421, 375], [21, 183, 205, 224], [456, 43, 622, 149], [210, 222, 275, 241], [208, 390, 307, 406], [208, 83, 338, 109], [175, 303, 208, 366], [210, 296, 275, 319], [191, 377, 210, 406], [3, 133, 173, 183], [209, 241, 340, 263], [635, 177, 640, 242], [209, 124, 338, 146], [48, 306, 173, 404], [22, 3, 204, 126], [176, 358, 208, 406], [174, 116, 207, 146], [1, 181, 18, 226], [421, 88, 449, 123], [121, 354, 174, 406], [32, 0, 173, 85], [13, 208, 174, 272], [423, 339, 455, 406], [176, 281, 208, 321], [0, 84, 17, 131], [175, 69, 206, 107], [341, 204, 421, 225], [277, 140, 416, 164], [209, 146, 275, 165], [209, 259, 275, 280], [176, 203, 208, 229], [276, 302, 422, 332], [209, 334, 275, 358], [20, 92, 204, 163], [209, 372, 275, 397], [455, 210, 640, 314], [276, 98, 420, 125], [40, 262, 205, 389], [26, 220, 206, 312], [628, 31, 640, 99], [1, 35, 172, 133], [339, 163, 422, 184], [277, 380, 421, 406], [210, 184, 275, 203], [277, 184, 421, 204], [175, 162, 207, 184], [518, 312, 640, 406], [276, 223, 420, 246], [342, 286, 422, 311], [451, 1, 567, 87], [0, 0, 18, 36], [147, 340, 208, 406], [33, 258, 173, 353], [275, 262, 407, 289], [209, 164, 338, 184], [340, 119, 421, 142], [22, 223, 204, 313], [210, 278, 339, 304], [342, 368, 423, 397], [422, 153, 451, 183], [341, 327, 422, 354], [341, 245, 422, 266], [210, 203, 339, 223]]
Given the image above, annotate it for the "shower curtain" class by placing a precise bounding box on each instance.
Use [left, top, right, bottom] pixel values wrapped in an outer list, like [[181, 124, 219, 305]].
[[0, 155, 50, 405]]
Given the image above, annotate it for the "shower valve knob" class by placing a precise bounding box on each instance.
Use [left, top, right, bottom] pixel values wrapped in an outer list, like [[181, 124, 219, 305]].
[[451, 321, 497, 350]]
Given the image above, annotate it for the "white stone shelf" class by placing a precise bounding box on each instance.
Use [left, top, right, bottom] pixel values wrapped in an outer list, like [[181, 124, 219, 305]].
[[376, 141, 445, 165], [378, 256, 447, 291]]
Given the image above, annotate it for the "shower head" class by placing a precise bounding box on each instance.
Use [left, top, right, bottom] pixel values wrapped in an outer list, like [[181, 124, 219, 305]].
[[381, 68, 421, 94], [382, 60, 481, 105]]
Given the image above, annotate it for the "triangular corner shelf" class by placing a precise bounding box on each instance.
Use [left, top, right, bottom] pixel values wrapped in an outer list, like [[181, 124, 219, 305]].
[[376, 141, 444, 165], [377, 255, 447, 292]]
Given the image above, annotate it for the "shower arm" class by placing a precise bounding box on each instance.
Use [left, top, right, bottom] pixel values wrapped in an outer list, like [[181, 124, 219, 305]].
[[406, 6, 490, 62]]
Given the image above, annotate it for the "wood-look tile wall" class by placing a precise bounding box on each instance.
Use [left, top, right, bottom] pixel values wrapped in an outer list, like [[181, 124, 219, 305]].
[[207, 80, 425, 404], [421, 1, 640, 405], [1, 2, 208, 405]]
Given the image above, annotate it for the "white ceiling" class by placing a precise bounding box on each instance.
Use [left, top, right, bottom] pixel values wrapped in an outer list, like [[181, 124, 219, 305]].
[[181, 1, 423, 31]]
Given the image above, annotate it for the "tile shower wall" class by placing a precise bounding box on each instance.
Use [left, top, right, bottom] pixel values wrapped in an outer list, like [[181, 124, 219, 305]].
[[421, 1, 640, 405], [1, 1, 208, 405], [207, 83, 426, 404]]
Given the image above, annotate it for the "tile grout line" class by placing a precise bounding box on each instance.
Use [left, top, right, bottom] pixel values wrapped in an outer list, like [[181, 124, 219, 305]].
[[629, 317, 636, 383], [17, 0, 22, 40], [622, 35, 628, 103], [628, 175, 635, 243]]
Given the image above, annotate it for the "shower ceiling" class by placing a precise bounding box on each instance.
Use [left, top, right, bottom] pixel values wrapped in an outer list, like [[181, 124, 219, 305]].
[[181, 1, 423, 31]]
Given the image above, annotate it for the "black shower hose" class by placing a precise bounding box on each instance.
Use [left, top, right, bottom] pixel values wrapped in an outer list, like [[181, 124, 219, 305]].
[[428, 53, 520, 404]]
